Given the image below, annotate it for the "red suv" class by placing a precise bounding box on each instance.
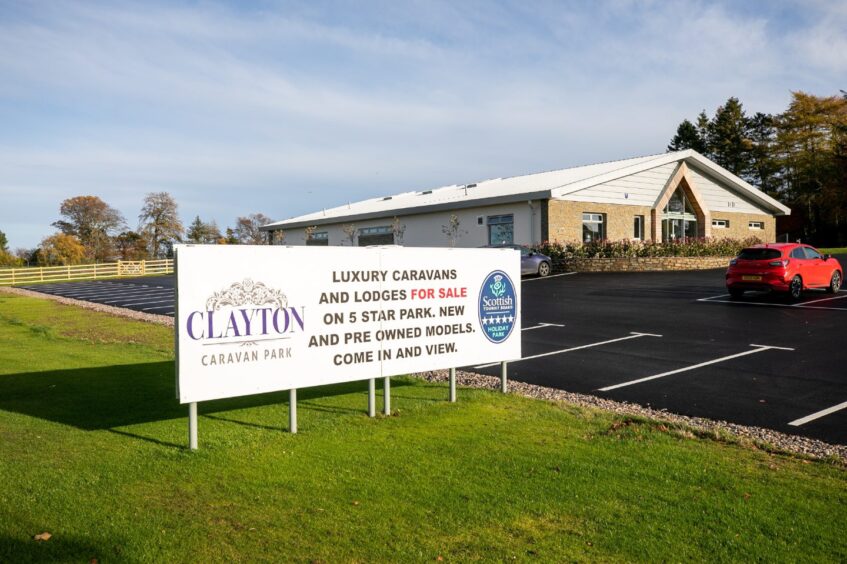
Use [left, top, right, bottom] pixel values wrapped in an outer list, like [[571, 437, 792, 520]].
[[726, 243, 842, 300]]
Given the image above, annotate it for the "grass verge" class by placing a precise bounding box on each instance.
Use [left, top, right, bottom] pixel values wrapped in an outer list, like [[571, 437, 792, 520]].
[[0, 293, 844, 562]]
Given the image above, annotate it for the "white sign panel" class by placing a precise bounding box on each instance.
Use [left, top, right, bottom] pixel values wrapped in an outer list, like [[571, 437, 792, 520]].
[[175, 245, 521, 404]]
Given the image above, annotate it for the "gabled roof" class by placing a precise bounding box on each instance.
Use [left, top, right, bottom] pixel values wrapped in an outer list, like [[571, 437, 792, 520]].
[[262, 150, 790, 231]]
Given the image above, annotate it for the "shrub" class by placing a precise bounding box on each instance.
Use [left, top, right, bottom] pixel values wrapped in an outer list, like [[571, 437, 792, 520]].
[[536, 237, 762, 261]]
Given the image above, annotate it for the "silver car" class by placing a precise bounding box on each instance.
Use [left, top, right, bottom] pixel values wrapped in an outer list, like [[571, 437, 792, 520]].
[[486, 244, 552, 277]]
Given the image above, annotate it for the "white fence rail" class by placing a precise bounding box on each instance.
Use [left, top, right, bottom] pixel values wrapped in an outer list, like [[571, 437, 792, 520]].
[[0, 259, 174, 286]]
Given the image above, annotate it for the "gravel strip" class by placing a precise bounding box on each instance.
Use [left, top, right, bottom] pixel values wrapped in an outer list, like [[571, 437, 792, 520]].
[[2, 286, 843, 462], [416, 369, 847, 464], [0, 285, 174, 327]]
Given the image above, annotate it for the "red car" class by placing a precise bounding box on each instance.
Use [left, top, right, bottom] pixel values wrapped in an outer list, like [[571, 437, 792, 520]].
[[726, 243, 842, 300]]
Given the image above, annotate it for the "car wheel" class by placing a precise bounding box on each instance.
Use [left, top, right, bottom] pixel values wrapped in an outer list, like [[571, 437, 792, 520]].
[[728, 288, 744, 299], [827, 270, 842, 294], [537, 261, 551, 277], [788, 275, 803, 301]]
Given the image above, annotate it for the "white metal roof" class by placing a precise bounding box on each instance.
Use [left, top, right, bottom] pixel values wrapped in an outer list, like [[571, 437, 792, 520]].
[[263, 150, 790, 230]]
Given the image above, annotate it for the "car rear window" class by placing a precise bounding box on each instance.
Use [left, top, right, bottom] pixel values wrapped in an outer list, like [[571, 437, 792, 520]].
[[737, 248, 782, 260]]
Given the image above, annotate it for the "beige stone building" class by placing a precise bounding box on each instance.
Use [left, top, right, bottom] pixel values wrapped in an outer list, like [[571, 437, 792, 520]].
[[262, 150, 789, 247]]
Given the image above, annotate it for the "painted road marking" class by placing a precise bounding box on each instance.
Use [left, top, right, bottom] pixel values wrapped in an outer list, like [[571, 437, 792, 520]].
[[474, 332, 662, 369], [522, 322, 565, 331], [524, 272, 577, 282], [788, 401, 847, 427], [698, 290, 847, 310], [123, 299, 174, 307], [598, 344, 795, 392]]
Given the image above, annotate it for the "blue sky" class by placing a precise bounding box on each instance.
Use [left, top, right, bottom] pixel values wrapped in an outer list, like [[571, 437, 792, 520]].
[[1, 0, 845, 249]]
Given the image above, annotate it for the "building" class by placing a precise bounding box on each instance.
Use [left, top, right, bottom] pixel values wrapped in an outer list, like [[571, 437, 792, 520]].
[[261, 150, 790, 248]]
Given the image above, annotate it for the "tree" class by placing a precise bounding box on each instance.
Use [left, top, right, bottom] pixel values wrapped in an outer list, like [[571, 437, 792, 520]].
[[342, 224, 357, 246], [746, 112, 780, 197], [0, 229, 8, 252], [37, 233, 86, 266], [667, 119, 706, 153], [114, 231, 149, 261], [186, 216, 222, 244], [441, 214, 466, 247], [233, 213, 273, 245], [391, 217, 406, 245], [139, 192, 183, 258], [707, 97, 752, 176], [52, 195, 125, 262]]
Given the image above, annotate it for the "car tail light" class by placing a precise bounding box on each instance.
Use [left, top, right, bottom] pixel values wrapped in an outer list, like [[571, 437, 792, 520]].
[[769, 259, 789, 267]]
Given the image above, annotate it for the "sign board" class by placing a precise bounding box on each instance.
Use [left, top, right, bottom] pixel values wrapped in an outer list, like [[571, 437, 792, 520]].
[[175, 245, 521, 404]]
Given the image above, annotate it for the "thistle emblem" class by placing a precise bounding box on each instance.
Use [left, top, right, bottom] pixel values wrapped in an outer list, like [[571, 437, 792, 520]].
[[489, 274, 506, 297]]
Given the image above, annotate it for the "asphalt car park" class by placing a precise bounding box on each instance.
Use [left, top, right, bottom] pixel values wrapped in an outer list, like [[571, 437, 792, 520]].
[[18, 276, 176, 315], [18, 255, 847, 445]]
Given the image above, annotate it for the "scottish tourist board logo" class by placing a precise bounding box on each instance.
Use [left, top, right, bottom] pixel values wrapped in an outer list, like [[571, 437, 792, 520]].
[[478, 270, 517, 343]]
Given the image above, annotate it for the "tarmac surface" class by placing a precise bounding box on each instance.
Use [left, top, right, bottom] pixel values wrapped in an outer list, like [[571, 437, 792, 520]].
[[19, 255, 847, 445]]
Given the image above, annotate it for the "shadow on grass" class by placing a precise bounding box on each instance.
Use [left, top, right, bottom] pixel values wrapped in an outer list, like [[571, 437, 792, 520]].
[[0, 361, 411, 432]]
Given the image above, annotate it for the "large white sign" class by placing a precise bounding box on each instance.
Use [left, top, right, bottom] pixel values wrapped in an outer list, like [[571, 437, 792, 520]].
[[175, 245, 521, 403]]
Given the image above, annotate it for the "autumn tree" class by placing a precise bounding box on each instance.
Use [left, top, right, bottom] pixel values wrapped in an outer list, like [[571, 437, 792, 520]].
[[0, 231, 20, 266], [52, 195, 125, 262], [37, 233, 86, 266], [186, 216, 222, 244], [233, 213, 273, 245], [139, 192, 183, 258], [114, 231, 149, 261]]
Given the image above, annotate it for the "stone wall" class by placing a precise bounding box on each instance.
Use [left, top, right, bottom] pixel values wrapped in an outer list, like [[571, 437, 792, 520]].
[[708, 211, 775, 242], [548, 200, 653, 241], [552, 256, 733, 273]]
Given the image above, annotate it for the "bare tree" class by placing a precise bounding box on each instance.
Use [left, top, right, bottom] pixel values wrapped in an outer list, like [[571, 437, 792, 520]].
[[391, 216, 406, 245], [441, 214, 466, 247], [342, 224, 357, 246], [139, 192, 183, 258], [234, 213, 273, 245]]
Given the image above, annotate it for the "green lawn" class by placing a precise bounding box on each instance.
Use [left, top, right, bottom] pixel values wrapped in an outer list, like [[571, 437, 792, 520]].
[[819, 247, 847, 255], [1, 293, 845, 563]]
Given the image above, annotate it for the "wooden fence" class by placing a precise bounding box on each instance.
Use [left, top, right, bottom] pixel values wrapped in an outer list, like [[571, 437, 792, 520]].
[[0, 259, 174, 286]]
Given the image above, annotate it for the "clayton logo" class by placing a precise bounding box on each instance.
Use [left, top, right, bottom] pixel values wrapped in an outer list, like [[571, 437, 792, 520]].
[[478, 270, 516, 343], [184, 279, 305, 343]]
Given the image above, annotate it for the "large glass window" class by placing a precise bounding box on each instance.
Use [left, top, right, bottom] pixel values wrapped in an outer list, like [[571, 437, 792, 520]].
[[582, 213, 605, 242], [306, 231, 329, 246], [487, 214, 514, 245], [661, 187, 697, 241], [358, 226, 394, 246]]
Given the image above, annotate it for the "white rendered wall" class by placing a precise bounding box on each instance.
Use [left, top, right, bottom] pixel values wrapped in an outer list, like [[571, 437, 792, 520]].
[[275, 201, 543, 248]]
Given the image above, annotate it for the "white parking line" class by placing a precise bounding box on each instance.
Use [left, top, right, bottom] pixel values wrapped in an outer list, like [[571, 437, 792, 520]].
[[522, 322, 565, 331], [598, 344, 794, 392], [142, 305, 174, 311], [788, 400, 847, 427], [123, 299, 174, 307], [474, 331, 662, 369], [524, 272, 577, 282], [698, 291, 847, 310]]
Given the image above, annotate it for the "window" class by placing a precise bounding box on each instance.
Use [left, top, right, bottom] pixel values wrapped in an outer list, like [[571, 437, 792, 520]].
[[306, 231, 329, 246], [633, 216, 644, 240], [739, 248, 782, 260], [790, 247, 806, 259], [358, 226, 394, 246], [487, 214, 514, 245], [582, 213, 605, 242], [477, 216, 484, 225], [803, 247, 823, 260], [712, 219, 729, 228], [661, 187, 698, 241], [749, 221, 764, 230]]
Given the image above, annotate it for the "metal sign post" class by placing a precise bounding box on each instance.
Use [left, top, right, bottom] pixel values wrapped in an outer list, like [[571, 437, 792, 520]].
[[449, 368, 456, 402], [289, 388, 298, 434], [188, 402, 198, 450], [383, 376, 391, 415], [368, 378, 376, 417], [500, 361, 508, 393]]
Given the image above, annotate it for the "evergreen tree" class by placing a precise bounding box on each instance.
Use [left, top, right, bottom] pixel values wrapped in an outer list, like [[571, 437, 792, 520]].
[[667, 119, 706, 153], [707, 97, 752, 176], [746, 112, 780, 196]]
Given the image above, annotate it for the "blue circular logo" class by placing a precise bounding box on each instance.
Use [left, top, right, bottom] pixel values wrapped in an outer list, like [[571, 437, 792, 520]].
[[478, 270, 517, 343]]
